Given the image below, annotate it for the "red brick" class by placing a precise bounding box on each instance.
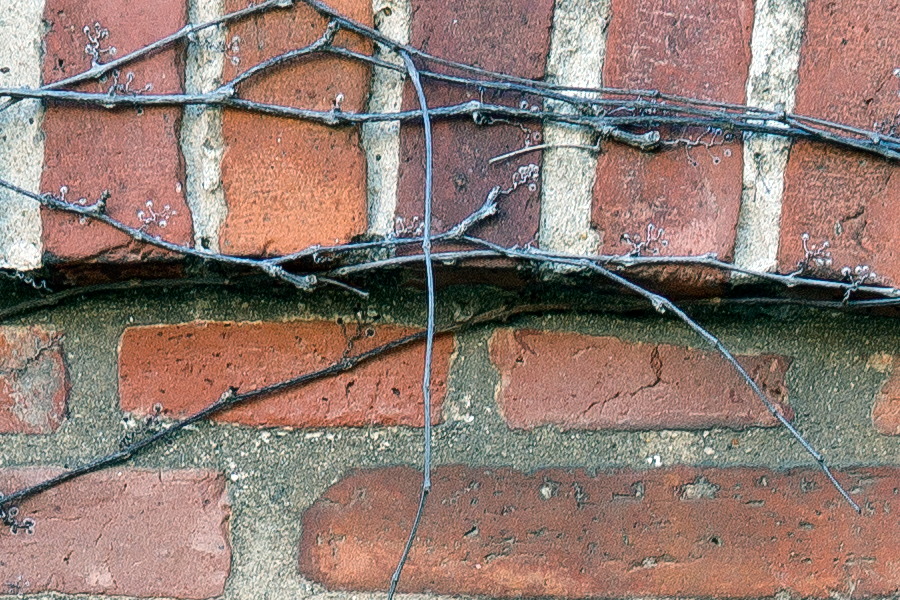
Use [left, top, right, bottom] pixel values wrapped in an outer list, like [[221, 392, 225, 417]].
[[489, 329, 791, 430], [395, 0, 553, 247], [777, 0, 900, 284], [118, 320, 453, 427], [300, 465, 899, 598], [219, 0, 371, 256], [0, 327, 67, 434], [41, 0, 192, 262], [873, 355, 900, 435], [593, 0, 753, 260], [0, 468, 230, 598]]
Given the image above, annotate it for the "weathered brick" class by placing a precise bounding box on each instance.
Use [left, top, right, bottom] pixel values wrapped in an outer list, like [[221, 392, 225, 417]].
[[776, 0, 900, 284], [0, 468, 230, 598], [41, 0, 192, 262], [489, 329, 791, 430], [0, 326, 67, 433], [873, 355, 900, 435], [395, 0, 553, 247], [219, 0, 371, 256], [118, 320, 453, 427], [593, 0, 753, 260], [300, 465, 898, 598]]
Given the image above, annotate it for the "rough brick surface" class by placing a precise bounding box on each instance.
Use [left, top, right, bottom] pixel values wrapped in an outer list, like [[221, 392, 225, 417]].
[[873, 355, 900, 435], [300, 465, 898, 598], [489, 329, 791, 430], [395, 0, 554, 247], [593, 0, 753, 260], [219, 0, 371, 256], [777, 0, 900, 284], [0, 327, 67, 433], [118, 320, 453, 427], [40, 0, 192, 262], [0, 468, 230, 598]]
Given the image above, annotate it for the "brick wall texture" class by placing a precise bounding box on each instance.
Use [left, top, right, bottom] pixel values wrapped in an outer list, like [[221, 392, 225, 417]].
[[0, 0, 898, 599]]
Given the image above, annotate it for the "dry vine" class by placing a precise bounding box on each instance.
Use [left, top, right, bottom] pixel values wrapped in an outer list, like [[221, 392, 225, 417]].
[[0, 0, 897, 593]]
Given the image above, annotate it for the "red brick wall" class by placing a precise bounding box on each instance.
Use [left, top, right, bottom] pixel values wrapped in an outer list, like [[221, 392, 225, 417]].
[[0, 0, 898, 599]]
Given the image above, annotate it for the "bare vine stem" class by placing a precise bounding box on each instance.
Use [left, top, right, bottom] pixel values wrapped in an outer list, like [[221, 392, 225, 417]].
[[0, 4, 897, 159], [0, 303, 547, 508], [460, 236, 861, 512], [386, 51, 434, 600], [0, 0, 293, 115], [0, 0, 879, 546]]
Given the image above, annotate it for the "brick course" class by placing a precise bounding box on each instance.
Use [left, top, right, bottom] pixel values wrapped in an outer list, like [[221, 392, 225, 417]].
[[0, 468, 230, 598], [301, 465, 897, 598], [490, 329, 791, 430], [118, 320, 453, 427]]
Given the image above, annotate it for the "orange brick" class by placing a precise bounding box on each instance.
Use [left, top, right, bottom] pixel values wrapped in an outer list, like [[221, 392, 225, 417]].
[[301, 465, 898, 598], [219, 0, 372, 256], [118, 320, 454, 427], [489, 329, 791, 430]]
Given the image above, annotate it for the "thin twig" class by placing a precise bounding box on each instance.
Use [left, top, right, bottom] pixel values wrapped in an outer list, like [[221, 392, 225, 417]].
[[462, 236, 862, 513], [0, 303, 548, 508], [298, 0, 899, 154], [2, 86, 896, 160], [0, 0, 292, 114], [0, 277, 232, 322], [218, 20, 341, 94], [386, 51, 434, 600]]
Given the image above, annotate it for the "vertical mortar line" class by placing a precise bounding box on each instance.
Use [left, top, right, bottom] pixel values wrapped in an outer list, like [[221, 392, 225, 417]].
[[180, 0, 227, 251], [538, 0, 610, 254], [733, 0, 806, 273], [0, 0, 46, 271], [362, 0, 411, 237]]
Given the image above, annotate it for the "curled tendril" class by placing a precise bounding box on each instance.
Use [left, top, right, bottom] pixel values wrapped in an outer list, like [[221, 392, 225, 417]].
[[0, 269, 52, 292], [792, 232, 833, 275], [0, 500, 35, 535], [621, 223, 669, 256], [137, 200, 176, 230], [83, 21, 116, 68]]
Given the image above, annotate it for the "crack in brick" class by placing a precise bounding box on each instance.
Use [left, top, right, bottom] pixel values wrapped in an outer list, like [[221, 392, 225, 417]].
[[0, 336, 62, 379], [579, 345, 663, 418]]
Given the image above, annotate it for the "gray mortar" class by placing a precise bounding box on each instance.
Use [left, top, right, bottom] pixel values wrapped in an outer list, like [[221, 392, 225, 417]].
[[733, 0, 806, 273], [0, 0, 45, 271], [180, 0, 227, 251], [361, 0, 410, 237], [1, 283, 898, 600], [538, 0, 610, 254]]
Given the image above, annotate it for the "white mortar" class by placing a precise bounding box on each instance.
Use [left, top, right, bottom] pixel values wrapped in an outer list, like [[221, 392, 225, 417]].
[[180, 0, 227, 251], [0, 0, 45, 270], [733, 0, 806, 273], [538, 0, 610, 254], [362, 0, 410, 237]]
